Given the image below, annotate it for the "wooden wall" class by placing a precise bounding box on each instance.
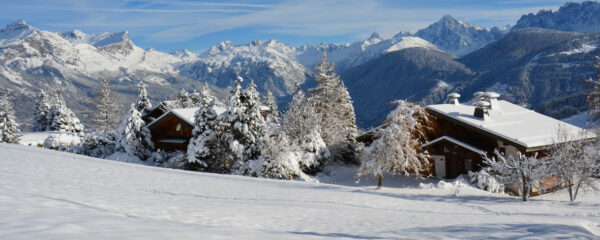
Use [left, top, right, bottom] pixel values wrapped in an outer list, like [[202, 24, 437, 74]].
[[149, 114, 194, 151]]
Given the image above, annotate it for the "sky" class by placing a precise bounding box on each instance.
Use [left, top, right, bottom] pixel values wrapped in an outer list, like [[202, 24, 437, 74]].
[[0, 0, 581, 53]]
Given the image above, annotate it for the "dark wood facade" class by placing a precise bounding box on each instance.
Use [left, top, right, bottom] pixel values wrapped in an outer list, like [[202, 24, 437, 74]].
[[148, 113, 194, 151], [423, 138, 485, 179]]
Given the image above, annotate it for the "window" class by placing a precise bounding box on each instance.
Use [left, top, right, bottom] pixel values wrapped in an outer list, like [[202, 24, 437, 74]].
[[175, 123, 181, 132], [464, 159, 472, 172]]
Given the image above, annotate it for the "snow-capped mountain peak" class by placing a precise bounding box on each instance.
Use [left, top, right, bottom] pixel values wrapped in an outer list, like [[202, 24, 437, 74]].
[[61, 30, 130, 48], [2, 19, 32, 32], [0, 19, 37, 47], [171, 48, 199, 62], [513, 1, 600, 32], [368, 32, 382, 41], [415, 15, 504, 56]]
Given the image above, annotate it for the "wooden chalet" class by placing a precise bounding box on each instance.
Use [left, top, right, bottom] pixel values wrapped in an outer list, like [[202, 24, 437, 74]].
[[423, 92, 595, 180], [145, 100, 272, 151], [147, 106, 226, 151]]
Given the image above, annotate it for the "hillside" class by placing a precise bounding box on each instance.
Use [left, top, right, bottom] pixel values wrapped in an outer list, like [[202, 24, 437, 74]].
[[1, 143, 599, 239]]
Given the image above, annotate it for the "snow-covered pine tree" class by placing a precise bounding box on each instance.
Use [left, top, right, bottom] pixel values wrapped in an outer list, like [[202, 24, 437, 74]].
[[0, 94, 19, 143], [229, 79, 268, 175], [282, 89, 329, 173], [308, 52, 359, 163], [176, 89, 194, 108], [116, 104, 154, 160], [47, 93, 84, 133], [357, 100, 430, 187], [257, 131, 301, 179], [93, 78, 121, 132], [263, 91, 280, 124], [216, 77, 265, 175], [187, 85, 228, 171], [33, 91, 52, 132], [484, 151, 545, 201], [136, 81, 152, 114], [546, 127, 599, 201]]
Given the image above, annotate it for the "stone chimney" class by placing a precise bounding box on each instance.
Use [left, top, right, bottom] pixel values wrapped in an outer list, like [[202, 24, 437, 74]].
[[483, 92, 501, 113], [447, 93, 460, 105], [473, 100, 490, 119]]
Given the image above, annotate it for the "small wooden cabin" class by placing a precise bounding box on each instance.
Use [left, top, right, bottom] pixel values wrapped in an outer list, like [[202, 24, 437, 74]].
[[423, 92, 595, 180], [147, 107, 226, 151]]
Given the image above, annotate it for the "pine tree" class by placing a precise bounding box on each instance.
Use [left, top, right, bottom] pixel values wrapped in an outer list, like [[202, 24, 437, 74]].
[[282, 89, 329, 173], [357, 100, 430, 187], [93, 78, 121, 132], [222, 77, 267, 175], [33, 91, 51, 132], [263, 91, 280, 124], [187, 85, 229, 171], [308, 52, 359, 162], [0, 95, 19, 143], [257, 131, 301, 179], [136, 81, 152, 114], [116, 104, 154, 160], [47, 93, 84, 133], [176, 89, 193, 108]]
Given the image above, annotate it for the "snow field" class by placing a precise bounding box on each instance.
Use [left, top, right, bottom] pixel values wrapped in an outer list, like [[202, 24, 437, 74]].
[[1, 143, 599, 239]]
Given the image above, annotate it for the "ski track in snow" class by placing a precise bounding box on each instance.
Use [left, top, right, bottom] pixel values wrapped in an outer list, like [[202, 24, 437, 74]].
[[1, 143, 599, 239]]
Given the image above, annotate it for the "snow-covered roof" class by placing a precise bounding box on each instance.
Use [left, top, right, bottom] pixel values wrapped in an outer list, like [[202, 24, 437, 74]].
[[422, 136, 487, 155], [426, 100, 595, 150], [147, 106, 226, 128], [159, 139, 187, 144]]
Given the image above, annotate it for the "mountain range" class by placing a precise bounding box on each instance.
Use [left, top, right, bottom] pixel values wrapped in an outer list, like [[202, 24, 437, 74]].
[[1, 1, 599, 130]]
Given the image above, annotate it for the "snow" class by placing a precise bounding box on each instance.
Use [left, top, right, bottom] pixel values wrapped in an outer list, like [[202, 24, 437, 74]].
[[427, 100, 594, 149], [562, 111, 590, 128], [422, 136, 487, 155], [148, 106, 227, 127], [17, 131, 79, 146], [1, 143, 599, 239], [383, 37, 442, 53]]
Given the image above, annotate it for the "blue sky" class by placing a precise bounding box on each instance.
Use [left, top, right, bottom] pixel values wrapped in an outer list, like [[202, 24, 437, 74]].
[[0, 0, 579, 52]]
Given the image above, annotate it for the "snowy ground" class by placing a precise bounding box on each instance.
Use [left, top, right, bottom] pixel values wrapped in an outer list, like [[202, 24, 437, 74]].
[[1, 143, 599, 239]]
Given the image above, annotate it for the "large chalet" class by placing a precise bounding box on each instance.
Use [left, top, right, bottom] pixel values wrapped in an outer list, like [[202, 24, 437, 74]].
[[423, 92, 595, 179]]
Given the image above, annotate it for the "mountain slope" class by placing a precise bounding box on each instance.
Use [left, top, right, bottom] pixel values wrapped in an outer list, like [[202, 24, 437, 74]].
[[343, 47, 474, 127], [415, 15, 505, 57], [178, 40, 308, 97], [513, 1, 600, 32], [0, 20, 214, 128], [459, 28, 600, 118]]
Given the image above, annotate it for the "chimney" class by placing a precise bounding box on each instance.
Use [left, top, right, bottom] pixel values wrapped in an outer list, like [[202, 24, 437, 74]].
[[473, 91, 485, 101], [483, 92, 501, 113], [447, 92, 461, 105], [473, 100, 490, 119]]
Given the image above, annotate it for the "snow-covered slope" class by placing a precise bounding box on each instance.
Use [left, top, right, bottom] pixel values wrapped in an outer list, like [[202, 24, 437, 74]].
[[1, 143, 599, 239], [295, 33, 442, 71], [513, 1, 600, 32], [415, 15, 505, 56]]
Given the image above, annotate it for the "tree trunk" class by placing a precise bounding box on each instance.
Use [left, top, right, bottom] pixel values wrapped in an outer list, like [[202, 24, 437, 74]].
[[521, 172, 529, 202], [567, 180, 574, 202], [378, 174, 383, 188]]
